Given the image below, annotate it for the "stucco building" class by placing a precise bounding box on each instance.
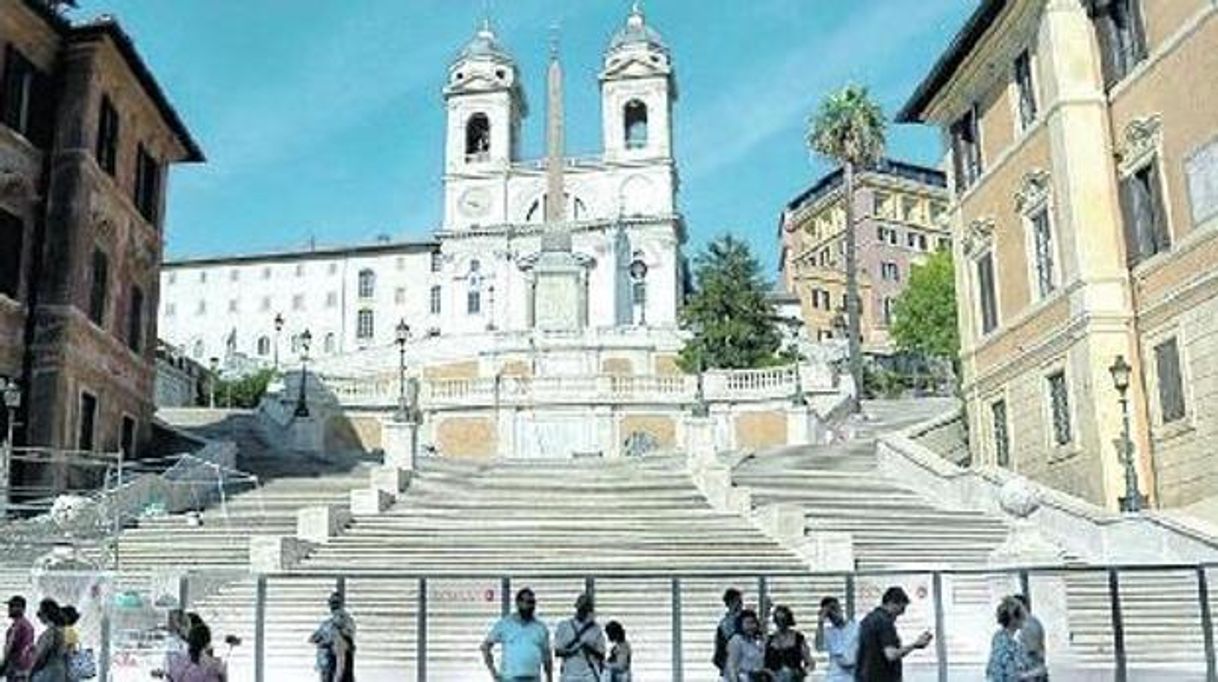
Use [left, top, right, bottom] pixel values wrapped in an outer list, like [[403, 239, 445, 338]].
[[899, 0, 1218, 509], [0, 0, 201, 491], [779, 160, 950, 353]]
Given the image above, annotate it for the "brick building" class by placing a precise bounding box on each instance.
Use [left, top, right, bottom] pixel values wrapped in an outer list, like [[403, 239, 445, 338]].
[[778, 160, 950, 353], [899, 0, 1218, 510], [0, 0, 201, 493]]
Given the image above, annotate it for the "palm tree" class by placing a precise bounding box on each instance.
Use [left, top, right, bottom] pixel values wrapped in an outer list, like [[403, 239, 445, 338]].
[[807, 85, 886, 412]]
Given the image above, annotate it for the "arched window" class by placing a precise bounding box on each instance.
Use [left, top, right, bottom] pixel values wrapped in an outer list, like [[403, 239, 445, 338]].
[[624, 100, 648, 149], [324, 332, 336, 354], [256, 336, 270, 356], [465, 113, 491, 161], [358, 269, 375, 298], [357, 309, 374, 340]]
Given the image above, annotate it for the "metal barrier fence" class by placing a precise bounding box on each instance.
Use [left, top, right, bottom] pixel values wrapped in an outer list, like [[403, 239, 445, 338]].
[[69, 562, 1218, 682]]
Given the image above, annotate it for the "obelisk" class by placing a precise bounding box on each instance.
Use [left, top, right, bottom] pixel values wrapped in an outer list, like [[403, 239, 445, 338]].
[[530, 29, 586, 331]]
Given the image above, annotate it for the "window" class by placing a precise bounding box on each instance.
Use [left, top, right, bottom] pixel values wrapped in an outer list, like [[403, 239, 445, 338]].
[[951, 105, 983, 191], [1014, 49, 1038, 130], [395, 256, 405, 271], [395, 287, 407, 304], [357, 309, 374, 340], [88, 249, 109, 326], [430, 285, 442, 314], [1120, 162, 1170, 266], [324, 333, 336, 354], [290, 334, 301, 354], [0, 209, 22, 299], [882, 297, 895, 326], [430, 251, 442, 273], [168, 272, 176, 285], [938, 237, 952, 252], [1030, 207, 1057, 298], [881, 262, 900, 282], [1090, 0, 1146, 89], [260, 296, 271, 312], [120, 415, 136, 459], [877, 226, 898, 246], [901, 196, 919, 223], [976, 252, 999, 334], [257, 336, 270, 356], [465, 113, 491, 161], [467, 289, 481, 315], [906, 232, 926, 250], [292, 294, 304, 311], [196, 300, 206, 315], [127, 285, 144, 353], [165, 302, 175, 317], [358, 269, 375, 298], [328, 263, 338, 275], [228, 299, 238, 313], [624, 100, 648, 149], [229, 268, 239, 282], [133, 145, 161, 224], [326, 291, 338, 308], [930, 201, 947, 225], [992, 400, 1011, 467], [1154, 337, 1186, 423], [78, 392, 97, 451], [199, 271, 207, 283], [262, 266, 272, 280], [1047, 371, 1072, 446], [873, 191, 892, 218], [1, 46, 50, 146], [295, 263, 305, 277], [95, 95, 120, 176]]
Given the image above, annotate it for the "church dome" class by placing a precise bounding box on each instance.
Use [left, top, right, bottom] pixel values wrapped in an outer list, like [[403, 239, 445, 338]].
[[455, 21, 515, 65], [607, 3, 668, 55]]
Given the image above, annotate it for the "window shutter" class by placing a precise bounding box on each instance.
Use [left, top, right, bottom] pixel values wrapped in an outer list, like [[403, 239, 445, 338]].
[[1118, 176, 1143, 266], [1147, 162, 1170, 252]]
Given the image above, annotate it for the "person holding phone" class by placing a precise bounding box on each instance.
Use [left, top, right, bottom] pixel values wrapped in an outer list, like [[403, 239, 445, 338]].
[[854, 587, 932, 682]]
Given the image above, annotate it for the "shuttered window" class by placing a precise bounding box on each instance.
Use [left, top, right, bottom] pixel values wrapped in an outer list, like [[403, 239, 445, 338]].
[[951, 105, 983, 191], [977, 253, 999, 334], [1031, 207, 1056, 297], [1015, 49, 1038, 130], [1154, 337, 1186, 424], [1120, 162, 1170, 266], [1089, 0, 1147, 89]]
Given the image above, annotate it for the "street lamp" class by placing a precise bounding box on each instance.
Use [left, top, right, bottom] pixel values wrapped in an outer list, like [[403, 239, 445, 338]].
[[273, 313, 285, 372], [394, 319, 411, 421], [1109, 355, 1145, 513], [294, 329, 312, 418], [628, 256, 649, 326], [208, 356, 219, 409]]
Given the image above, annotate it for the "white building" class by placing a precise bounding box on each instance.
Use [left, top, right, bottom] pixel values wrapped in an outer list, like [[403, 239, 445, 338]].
[[159, 6, 684, 368]]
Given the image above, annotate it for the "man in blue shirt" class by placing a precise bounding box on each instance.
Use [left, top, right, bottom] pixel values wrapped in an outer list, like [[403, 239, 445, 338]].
[[482, 588, 554, 682], [817, 596, 859, 682]]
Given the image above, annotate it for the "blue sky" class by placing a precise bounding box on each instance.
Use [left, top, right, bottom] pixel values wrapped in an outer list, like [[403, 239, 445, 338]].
[[72, 0, 972, 273]]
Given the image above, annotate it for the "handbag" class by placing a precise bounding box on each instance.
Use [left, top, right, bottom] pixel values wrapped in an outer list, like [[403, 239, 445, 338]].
[[67, 648, 98, 680]]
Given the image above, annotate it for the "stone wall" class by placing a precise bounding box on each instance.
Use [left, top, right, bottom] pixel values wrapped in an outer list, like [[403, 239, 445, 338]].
[[434, 416, 497, 458], [733, 410, 787, 450], [619, 414, 676, 450]]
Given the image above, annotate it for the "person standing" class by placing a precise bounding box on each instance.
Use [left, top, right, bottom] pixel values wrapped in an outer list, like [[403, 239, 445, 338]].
[[726, 609, 767, 682], [481, 588, 553, 682], [816, 597, 858, 682], [28, 599, 67, 682], [854, 587, 931, 682], [765, 605, 814, 681], [985, 596, 1043, 682], [1, 596, 34, 682], [714, 588, 744, 679], [1012, 594, 1047, 681], [309, 592, 356, 682], [167, 623, 227, 682], [603, 621, 632, 682], [553, 594, 604, 682]]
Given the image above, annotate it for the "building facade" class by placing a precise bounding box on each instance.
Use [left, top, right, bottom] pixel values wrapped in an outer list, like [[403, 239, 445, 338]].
[[779, 161, 949, 353], [160, 6, 684, 369], [0, 0, 201, 488], [899, 0, 1218, 509]]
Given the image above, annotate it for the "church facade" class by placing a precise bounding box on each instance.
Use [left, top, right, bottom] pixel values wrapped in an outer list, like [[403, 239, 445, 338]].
[[159, 7, 685, 368]]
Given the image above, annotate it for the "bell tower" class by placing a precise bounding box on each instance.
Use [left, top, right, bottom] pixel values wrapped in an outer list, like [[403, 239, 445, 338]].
[[600, 3, 675, 164]]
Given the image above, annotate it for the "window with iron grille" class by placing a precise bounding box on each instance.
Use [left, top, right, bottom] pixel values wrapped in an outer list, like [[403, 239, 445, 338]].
[[430, 285, 442, 314], [467, 288, 481, 315], [358, 269, 376, 298], [1154, 337, 1186, 423], [992, 400, 1011, 467], [357, 309, 374, 340], [976, 253, 999, 334], [1047, 371, 1072, 446], [1031, 207, 1057, 297], [1015, 49, 1038, 130]]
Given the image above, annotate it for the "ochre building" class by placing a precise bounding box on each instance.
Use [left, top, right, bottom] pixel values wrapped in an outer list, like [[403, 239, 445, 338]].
[[899, 0, 1218, 509]]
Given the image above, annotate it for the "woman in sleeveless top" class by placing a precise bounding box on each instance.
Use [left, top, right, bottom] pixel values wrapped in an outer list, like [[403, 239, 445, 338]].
[[764, 606, 814, 682], [29, 599, 68, 682], [604, 620, 632, 682]]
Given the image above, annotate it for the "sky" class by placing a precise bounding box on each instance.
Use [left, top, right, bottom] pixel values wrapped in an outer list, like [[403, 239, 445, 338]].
[[71, 0, 974, 274]]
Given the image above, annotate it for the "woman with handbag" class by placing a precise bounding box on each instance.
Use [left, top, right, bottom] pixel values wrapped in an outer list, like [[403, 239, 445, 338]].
[[764, 606, 814, 682], [726, 610, 770, 682], [28, 600, 67, 682]]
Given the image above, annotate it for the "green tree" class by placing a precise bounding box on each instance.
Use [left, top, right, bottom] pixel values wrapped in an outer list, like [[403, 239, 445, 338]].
[[807, 85, 887, 410], [891, 250, 960, 361], [212, 369, 276, 408], [678, 235, 784, 371]]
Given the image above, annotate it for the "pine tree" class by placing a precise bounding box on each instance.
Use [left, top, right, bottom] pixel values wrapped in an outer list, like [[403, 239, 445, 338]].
[[678, 235, 784, 371]]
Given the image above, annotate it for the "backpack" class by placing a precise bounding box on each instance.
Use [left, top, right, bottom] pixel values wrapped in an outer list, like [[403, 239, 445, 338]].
[[712, 612, 741, 671], [67, 648, 98, 680]]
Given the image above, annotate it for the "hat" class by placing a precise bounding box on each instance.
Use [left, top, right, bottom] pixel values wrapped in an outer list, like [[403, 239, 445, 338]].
[[6, 595, 25, 608]]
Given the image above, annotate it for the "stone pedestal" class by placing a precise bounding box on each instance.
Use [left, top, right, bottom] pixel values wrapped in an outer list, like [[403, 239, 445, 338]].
[[382, 419, 419, 470], [785, 404, 819, 447], [350, 488, 394, 516], [287, 416, 324, 453], [684, 415, 715, 465], [532, 252, 587, 332], [297, 505, 352, 544], [370, 466, 412, 497], [250, 536, 314, 573]]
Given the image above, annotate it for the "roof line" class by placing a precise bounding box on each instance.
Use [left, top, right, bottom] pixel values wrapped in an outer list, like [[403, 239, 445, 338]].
[[164, 239, 441, 268], [784, 158, 946, 213], [896, 0, 1008, 123]]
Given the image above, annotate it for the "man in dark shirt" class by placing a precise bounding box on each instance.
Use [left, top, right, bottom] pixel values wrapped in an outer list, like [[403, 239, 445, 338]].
[[855, 587, 932, 681]]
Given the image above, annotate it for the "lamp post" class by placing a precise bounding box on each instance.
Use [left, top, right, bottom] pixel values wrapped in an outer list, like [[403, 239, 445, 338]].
[[1109, 355, 1145, 513], [208, 356, 219, 409], [294, 329, 312, 418], [628, 256, 649, 326], [395, 319, 411, 421], [1, 377, 21, 517], [273, 313, 284, 372]]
